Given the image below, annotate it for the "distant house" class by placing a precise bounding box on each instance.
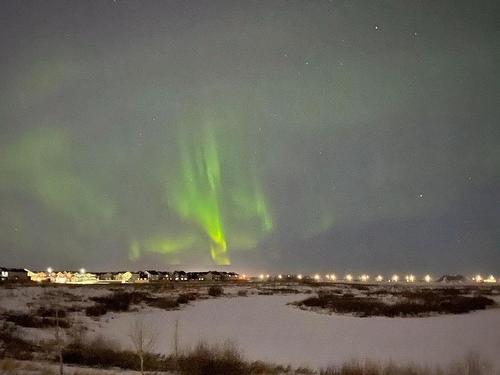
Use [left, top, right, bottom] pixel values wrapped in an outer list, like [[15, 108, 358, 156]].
[[144, 270, 160, 281], [52, 271, 72, 284], [114, 271, 133, 283], [173, 270, 188, 281], [0, 268, 30, 282], [129, 272, 140, 282], [95, 272, 114, 281], [204, 271, 222, 281], [28, 271, 49, 282], [437, 275, 466, 283], [69, 272, 97, 284], [158, 271, 171, 280], [227, 272, 239, 280]]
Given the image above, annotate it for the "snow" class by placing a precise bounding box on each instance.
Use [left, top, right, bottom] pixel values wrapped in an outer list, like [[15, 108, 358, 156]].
[[0, 359, 170, 374], [94, 294, 500, 370], [0, 285, 110, 313]]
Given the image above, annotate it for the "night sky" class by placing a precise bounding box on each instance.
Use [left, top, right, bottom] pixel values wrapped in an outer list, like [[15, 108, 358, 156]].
[[1, 1, 499, 274]]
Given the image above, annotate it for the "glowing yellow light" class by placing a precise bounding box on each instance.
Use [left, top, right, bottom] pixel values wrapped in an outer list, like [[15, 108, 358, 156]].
[[391, 274, 399, 282], [79, 268, 86, 274], [314, 274, 320, 281], [330, 274, 336, 281], [346, 274, 353, 282], [266, 274, 270, 278], [474, 274, 483, 283], [424, 274, 432, 283], [47, 267, 53, 274], [360, 274, 369, 282], [485, 275, 496, 283], [405, 274, 415, 283], [325, 274, 330, 279], [297, 274, 303, 280], [259, 274, 264, 280], [278, 274, 282, 279], [375, 275, 383, 282]]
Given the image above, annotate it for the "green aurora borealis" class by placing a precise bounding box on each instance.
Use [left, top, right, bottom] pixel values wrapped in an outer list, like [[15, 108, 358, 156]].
[[0, 1, 499, 272]]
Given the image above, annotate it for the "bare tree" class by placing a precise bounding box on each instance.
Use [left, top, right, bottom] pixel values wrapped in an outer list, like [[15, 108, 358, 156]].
[[48, 289, 65, 375], [174, 317, 180, 358], [128, 317, 157, 374], [55, 306, 63, 375]]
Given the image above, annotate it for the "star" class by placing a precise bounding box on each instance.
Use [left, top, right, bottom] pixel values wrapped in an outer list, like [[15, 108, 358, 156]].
[[374, 25, 380, 31]]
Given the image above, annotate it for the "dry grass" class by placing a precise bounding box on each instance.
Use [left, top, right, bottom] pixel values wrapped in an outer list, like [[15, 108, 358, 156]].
[[320, 353, 495, 375], [295, 289, 495, 317]]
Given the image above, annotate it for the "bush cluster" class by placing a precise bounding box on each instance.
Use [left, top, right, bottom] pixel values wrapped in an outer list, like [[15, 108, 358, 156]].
[[149, 297, 180, 309], [85, 303, 109, 317], [0, 323, 38, 360], [86, 291, 151, 316], [90, 291, 148, 312], [208, 285, 224, 297], [297, 291, 495, 317], [3, 311, 71, 329], [62, 337, 165, 371]]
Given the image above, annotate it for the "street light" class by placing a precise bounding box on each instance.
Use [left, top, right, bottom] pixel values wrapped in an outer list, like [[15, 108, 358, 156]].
[[47, 267, 53, 274], [79, 268, 86, 274], [405, 274, 415, 283]]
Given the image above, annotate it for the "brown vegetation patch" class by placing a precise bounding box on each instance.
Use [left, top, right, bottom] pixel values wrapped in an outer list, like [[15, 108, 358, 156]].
[[294, 290, 495, 317]]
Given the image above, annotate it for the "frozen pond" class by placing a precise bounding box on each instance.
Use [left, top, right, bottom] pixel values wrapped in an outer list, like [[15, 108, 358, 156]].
[[96, 294, 500, 369]]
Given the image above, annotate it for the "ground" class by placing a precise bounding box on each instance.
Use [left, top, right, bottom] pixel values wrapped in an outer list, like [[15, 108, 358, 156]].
[[0, 281, 499, 374]]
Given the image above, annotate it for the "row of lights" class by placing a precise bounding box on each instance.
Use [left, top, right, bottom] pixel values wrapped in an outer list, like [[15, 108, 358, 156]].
[[258, 273, 431, 282], [46, 267, 86, 274], [46, 268, 496, 284], [473, 275, 497, 283], [258, 273, 498, 283]]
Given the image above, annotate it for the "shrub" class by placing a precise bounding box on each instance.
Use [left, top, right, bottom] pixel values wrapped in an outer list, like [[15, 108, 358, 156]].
[[149, 297, 179, 309], [36, 306, 67, 318], [237, 290, 248, 297], [3, 311, 70, 329], [90, 291, 149, 312], [295, 292, 495, 317], [62, 336, 165, 371], [85, 304, 108, 317], [177, 294, 190, 304], [176, 341, 247, 375], [208, 285, 224, 297], [0, 323, 38, 360]]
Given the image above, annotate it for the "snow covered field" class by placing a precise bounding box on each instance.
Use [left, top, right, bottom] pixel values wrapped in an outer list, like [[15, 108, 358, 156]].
[[1, 283, 499, 372], [94, 293, 500, 370]]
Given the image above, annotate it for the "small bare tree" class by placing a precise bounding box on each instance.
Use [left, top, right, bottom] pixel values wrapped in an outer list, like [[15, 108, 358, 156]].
[[174, 317, 180, 358], [48, 289, 65, 375], [128, 317, 157, 374], [55, 306, 63, 375]]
